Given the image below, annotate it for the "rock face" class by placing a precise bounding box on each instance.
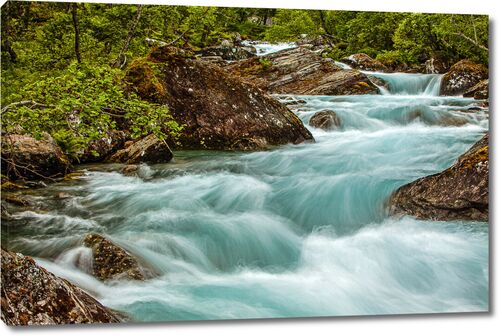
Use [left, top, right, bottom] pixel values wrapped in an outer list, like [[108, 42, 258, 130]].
[[1, 134, 71, 180], [126, 46, 314, 150], [440, 60, 488, 96], [108, 134, 173, 164], [388, 134, 488, 221], [309, 110, 342, 130], [341, 53, 389, 72], [225, 48, 379, 95], [1, 249, 120, 325], [83, 233, 150, 281], [78, 130, 129, 163], [463, 79, 489, 100]]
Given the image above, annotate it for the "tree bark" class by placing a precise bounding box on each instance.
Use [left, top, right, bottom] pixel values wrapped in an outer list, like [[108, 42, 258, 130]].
[[112, 5, 143, 68], [71, 3, 82, 63], [1, 0, 18, 63]]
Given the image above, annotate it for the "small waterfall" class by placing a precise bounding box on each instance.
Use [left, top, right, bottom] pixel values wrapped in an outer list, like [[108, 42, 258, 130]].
[[241, 41, 297, 56], [334, 61, 352, 70], [364, 71, 443, 96]]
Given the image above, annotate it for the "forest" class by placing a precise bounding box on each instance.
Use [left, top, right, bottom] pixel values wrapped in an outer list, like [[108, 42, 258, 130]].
[[1, 1, 489, 157]]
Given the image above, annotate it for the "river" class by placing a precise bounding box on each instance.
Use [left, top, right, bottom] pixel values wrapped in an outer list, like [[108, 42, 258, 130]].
[[1, 47, 489, 321]]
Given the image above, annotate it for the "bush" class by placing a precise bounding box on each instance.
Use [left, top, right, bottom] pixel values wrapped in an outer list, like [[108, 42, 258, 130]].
[[1, 62, 182, 156]]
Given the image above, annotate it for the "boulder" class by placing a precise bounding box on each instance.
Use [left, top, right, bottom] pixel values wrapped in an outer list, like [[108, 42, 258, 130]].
[[309, 110, 342, 130], [225, 48, 379, 95], [83, 233, 151, 281], [1, 249, 121, 325], [388, 134, 488, 221], [440, 60, 488, 96], [108, 134, 173, 164], [463, 79, 489, 100], [341, 53, 389, 72], [126, 46, 314, 150], [77, 130, 129, 163], [1, 134, 71, 181]]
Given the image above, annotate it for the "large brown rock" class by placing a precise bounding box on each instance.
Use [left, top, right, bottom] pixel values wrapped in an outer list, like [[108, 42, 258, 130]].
[[1, 249, 121, 325], [125, 46, 313, 150], [108, 134, 173, 164], [1, 134, 71, 181], [388, 134, 488, 221], [341, 53, 389, 72], [83, 233, 152, 281], [440, 60, 488, 96], [463, 79, 489, 100], [225, 48, 379, 96]]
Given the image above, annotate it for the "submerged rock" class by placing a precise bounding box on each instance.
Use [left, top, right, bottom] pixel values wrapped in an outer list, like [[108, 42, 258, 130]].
[[440, 60, 488, 96], [388, 133, 488, 221], [83, 233, 151, 281], [1, 248, 121, 325], [463, 79, 489, 100], [341, 53, 389, 72], [1, 134, 71, 181], [108, 134, 173, 164], [126, 46, 313, 150], [309, 110, 342, 130], [225, 48, 379, 95]]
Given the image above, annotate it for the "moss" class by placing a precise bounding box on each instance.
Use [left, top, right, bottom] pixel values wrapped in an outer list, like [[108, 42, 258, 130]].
[[461, 145, 488, 169], [125, 58, 166, 103]]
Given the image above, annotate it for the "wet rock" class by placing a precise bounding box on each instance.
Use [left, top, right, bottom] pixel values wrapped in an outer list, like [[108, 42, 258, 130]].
[[1, 248, 121, 325], [424, 57, 448, 74], [1, 134, 71, 181], [388, 133, 488, 221], [463, 79, 489, 100], [199, 55, 227, 67], [309, 110, 342, 130], [341, 53, 389, 72], [126, 46, 313, 150], [83, 233, 150, 281], [77, 130, 129, 163], [121, 164, 139, 176], [225, 48, 379, 95], [2, 194, 32, 207], [108, 134, 173, 164], [440, 60, 488, 96]]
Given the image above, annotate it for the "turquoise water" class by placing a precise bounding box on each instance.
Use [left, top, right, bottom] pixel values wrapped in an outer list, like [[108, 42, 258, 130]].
[[2, 71, 489, 321]]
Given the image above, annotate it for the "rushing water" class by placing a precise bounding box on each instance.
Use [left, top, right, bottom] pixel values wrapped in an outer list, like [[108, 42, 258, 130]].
[[1, 68, 489, 321], [242, 40, 297, 56]]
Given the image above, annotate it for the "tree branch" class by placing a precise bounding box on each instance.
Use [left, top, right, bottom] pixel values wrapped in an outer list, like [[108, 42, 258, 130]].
[[451, 32, 488, 51]]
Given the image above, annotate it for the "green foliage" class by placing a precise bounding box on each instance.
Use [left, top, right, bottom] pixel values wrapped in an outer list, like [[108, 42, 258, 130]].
[[258, 58, 272, 70], [265, 9, 319, 41], [1, 62, 181, 155]]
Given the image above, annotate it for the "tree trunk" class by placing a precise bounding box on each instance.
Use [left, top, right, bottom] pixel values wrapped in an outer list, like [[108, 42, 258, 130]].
[[1, 0, 18, 63], [71, 3, 82, 63], [112, 5, 143, 68]]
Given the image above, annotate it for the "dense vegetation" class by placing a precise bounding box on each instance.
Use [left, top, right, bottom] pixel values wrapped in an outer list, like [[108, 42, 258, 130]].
[[1, 1, 488, 156]]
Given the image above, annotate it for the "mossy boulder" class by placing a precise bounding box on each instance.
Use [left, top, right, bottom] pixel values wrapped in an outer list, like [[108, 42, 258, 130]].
[[1, 134, 71, 181], [440, 60, 488, 96], [125, 46, 314, 150], [388, 133, 489, 221], [83, 233, 153, 281], [1, 248, 121, 325]]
